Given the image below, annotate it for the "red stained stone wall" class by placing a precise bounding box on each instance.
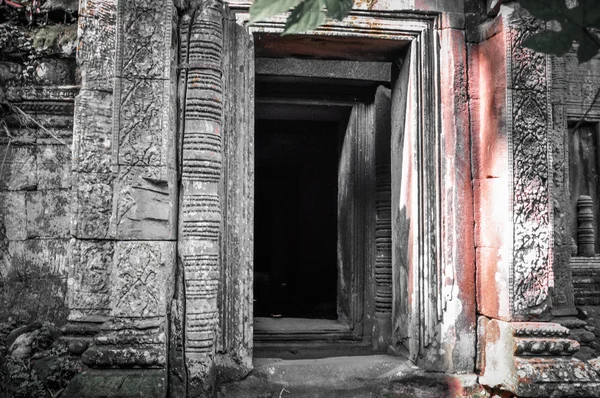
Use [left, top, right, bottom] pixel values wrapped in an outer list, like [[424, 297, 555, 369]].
[[468, 19, 512, 321]]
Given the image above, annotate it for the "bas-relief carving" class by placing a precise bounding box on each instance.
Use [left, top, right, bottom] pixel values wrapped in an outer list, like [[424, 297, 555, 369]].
[[118, 79, 165, 166], [68, 240, 113, 317], [111, 241, 174, 318], [111, 0, 176, 240], [506, 8, 552, 315], [72, 173, 114, 239], [71, 89, 114, 240], [72, 90, 113, 174], [120, 0, 168, 80]]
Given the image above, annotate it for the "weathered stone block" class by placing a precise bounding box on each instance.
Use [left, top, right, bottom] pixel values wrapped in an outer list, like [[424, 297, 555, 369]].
[[2, 239, 70, 278], [0, 61, 23, 85], [25, 238, 70, 277], [82, 346, 165, 368], [473, 177, 509, 249], [0, 145, 37, 191], [0, 191, 27, 240], [68, 240, 113, 315], [37, 144, 71, 189], [72, 90, 113, 174], [111, 241, 175, 318], [36, 126, 74, 146], [26, 190, 70, 238], [468, 30, 508, 180], [34, 58, 76, 86], [113, 166, 176, 239], [77, 0, 117, 91], [72, 172, 114, 239], [62, 369, 167, 398], [476, 247, 510, 321], [570, 328, 597, 345]]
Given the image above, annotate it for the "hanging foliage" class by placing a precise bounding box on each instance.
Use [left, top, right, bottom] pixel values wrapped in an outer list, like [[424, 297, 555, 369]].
[[521, 0, 600, 63], [249, 0, 600, 63], [249, 0, 352, 34]]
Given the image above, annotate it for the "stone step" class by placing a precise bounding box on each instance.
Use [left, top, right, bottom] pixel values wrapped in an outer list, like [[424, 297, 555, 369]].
[[217, 356, 484, 398], [554, 317, 589, 330], [573, 275, 600, 283], [577, 297, 600, 306], [574, 290, 600, 297], [571, 270, 600, 276]]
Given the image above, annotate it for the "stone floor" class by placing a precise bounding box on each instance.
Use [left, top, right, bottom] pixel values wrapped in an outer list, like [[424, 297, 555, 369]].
[[216, 355, 486, 398]]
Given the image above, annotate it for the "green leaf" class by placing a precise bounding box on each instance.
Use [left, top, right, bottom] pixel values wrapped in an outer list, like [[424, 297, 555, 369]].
[[249, 0, 303, 24], [520, 0, 569, 21], [283, 0, 326, 35], [522, 30, 574, 57], [582, 0, 600, 29], [324, 0, 352, 20], [577, 30, 600, 63]]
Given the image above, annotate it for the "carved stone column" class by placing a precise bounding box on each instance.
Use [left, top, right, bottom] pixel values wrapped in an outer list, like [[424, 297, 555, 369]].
[[577, 195, 595, 257], [374, 163, 393, 350], [471, 4, 600, 395], [373, 85, 393, 351], [63, 0, 117, 356], [177, 0, 225, 395], [64, 0, 178, 395]]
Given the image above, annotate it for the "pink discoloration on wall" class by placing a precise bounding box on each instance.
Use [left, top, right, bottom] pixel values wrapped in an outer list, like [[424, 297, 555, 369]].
[[468, 18, 513, 321], [438, 27, 476, 373]]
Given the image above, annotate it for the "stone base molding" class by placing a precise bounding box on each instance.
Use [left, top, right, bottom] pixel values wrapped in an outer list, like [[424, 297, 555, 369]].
[[478, 317, 600, 396]]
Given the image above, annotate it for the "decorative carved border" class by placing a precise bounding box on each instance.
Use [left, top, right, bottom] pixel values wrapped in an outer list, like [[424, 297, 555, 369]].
[[505, 8, 553, 316]]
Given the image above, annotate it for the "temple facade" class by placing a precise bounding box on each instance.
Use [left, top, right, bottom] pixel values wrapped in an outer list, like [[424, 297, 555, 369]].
[[2, 0, 600, 396]]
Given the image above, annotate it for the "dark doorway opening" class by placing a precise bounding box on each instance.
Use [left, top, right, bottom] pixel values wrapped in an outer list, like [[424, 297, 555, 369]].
[[254, 119, 340, 319]]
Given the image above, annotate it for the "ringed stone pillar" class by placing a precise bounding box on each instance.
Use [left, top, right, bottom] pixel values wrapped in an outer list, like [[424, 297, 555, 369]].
[[178, 0, 225, 394], [471, 3, 600, 395]]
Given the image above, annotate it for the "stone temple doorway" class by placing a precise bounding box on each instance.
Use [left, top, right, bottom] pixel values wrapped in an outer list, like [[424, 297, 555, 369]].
[[251, 54, 400, 357], [219, 8, 444, 372]]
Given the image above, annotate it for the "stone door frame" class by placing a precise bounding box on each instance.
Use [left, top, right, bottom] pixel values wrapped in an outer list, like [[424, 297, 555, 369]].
[[220, 5, 443, 365]]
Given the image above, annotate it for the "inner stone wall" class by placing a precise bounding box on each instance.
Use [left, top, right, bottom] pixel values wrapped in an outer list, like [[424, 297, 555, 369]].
[[550, 50, 600, 310], [0, 2, 78, 324]]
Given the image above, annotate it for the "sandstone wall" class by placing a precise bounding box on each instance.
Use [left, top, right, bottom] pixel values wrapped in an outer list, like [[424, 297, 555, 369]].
[[0, 1, 78, 324]]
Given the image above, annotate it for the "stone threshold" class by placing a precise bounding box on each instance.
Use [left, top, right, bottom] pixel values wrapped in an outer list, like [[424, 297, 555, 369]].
[[217, 355, 485, 397]]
